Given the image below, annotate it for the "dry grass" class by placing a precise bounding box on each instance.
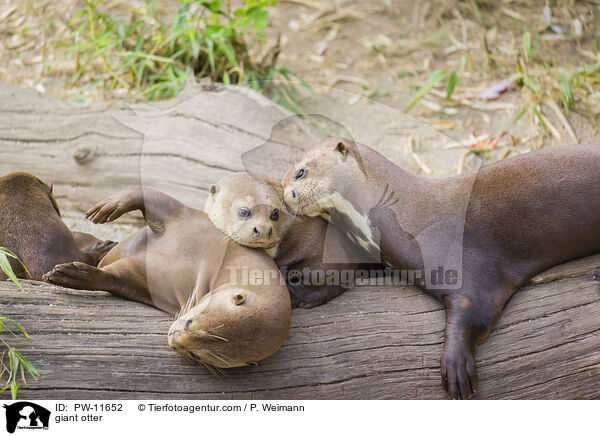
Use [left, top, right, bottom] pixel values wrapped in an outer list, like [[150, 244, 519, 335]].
[[1, 0, 599, 169]]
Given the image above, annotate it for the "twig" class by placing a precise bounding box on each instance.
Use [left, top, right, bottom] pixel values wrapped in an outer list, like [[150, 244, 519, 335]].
[[498, 148, 511, 160], [543, 99, 577, 143], [444, 133, 490, 150], [501, 7, 527, 22], [328, 75, 370, 88], [404, 136, 414, 155], [412, 153, 432, 175], [575, 48, 599, 62], [315, 25, 338, 55], [280, 0, 327, 9], [539, 112, 562, 141], [457, 150, 472, 174]]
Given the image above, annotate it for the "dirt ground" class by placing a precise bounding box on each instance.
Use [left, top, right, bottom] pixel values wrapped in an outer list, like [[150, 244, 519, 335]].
[[1, 0, 599, 173]]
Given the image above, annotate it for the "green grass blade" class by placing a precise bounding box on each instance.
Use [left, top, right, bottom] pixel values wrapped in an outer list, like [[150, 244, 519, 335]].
[[446, 70, 459, 99], [522, 76, 541, 96], [557, 74, 574, 115], [512, 105, 528, 123], [531, 104, 550, 137], [405, 68, 449, 112], [523, 31, 532, 62]]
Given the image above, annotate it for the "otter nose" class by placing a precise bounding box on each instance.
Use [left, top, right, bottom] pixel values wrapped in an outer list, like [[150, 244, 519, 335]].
[[291, 190, 297, 199], [253, 227, 260, 236], [268, 227, 273, 238]]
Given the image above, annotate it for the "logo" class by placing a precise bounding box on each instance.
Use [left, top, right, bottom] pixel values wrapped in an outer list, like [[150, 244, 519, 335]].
[[3, 402, 50, 433]]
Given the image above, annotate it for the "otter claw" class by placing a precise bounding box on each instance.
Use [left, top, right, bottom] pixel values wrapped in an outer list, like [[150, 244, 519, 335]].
[[86, 201, 119, 224], [43, 261, 101, 290], [441, 351, 478, 400]]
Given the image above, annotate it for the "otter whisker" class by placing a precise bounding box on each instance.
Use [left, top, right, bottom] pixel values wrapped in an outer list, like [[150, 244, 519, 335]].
[[205, 333, 229, 342], [177, 290, 199, 319], [207, 350, 232, 367], [201, 361, 223, 377], [188, 331, 229, 342]]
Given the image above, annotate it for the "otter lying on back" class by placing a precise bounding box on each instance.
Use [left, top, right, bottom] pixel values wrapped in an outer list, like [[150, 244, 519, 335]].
[[0, 172, 115, 280], [44, 187, 291, 368], [204, 172, 375, 308]]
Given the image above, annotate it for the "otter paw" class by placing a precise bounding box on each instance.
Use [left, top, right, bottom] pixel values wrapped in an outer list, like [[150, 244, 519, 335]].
[[90, 240, 118, 257], [86, 199, 123, 224], [91, 240, 117, 251], [43, 261, 101, 290], [296, 287, 346, 309], [441, 349, 478, 400]]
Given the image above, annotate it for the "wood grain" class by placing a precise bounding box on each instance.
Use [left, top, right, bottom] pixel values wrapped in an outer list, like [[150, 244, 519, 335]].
[[1, 254, 599, 400], [0, 80, 599, 399]]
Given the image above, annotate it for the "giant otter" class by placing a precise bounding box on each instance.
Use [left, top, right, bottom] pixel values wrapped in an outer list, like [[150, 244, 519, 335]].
[[44, 187, 291, 368], [204, 172, 375, 308], [282, 138, 600, 399], [0, 172, 115, 281]]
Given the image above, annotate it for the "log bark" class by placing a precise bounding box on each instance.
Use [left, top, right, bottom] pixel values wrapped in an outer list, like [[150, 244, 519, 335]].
[[0, 80, 599, 399]]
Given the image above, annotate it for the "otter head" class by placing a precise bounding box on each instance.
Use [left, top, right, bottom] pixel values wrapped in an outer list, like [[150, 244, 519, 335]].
[[2, 172, 61, 216], [282, 137, 366, 217], [168, 285, 291, 368], [204, 173, 289, 250]]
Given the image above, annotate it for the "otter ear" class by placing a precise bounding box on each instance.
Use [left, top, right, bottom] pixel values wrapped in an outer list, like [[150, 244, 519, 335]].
[[209, 184, 219, 195], [334, 141, 348, 156]]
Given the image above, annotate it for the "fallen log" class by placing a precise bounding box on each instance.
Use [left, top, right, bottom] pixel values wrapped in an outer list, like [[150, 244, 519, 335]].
[[0, 80, 599, 399]]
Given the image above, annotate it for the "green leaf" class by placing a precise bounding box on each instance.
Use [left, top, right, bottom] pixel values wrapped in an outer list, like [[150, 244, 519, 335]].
[[6, 319, 28, 338], [0, 250, 21, 289], [12, 349, 38, 379], [446, 70, 459, 99], [508, 72, 523, 83], [11, 382, 18, 400], [405, 68, 449, 112]]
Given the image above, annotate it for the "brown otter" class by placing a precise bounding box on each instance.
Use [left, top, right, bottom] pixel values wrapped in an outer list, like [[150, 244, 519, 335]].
[[282, 138, 600, 399], [0, 172, 115, 281], [43, 186, 291, 368], [204, 172, 375, 308]]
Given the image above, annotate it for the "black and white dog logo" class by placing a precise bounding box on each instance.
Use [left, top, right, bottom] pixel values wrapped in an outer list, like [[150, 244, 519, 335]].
[[3, 402, 50, 433]]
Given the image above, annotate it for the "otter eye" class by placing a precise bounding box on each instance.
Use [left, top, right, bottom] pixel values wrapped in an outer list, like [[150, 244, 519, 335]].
[[234, 294, 245, 305], [295, 168, 307, 180], [189, 352, 200, 361], [270, 209, 279, 221], [238, 207, 251, 219]]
